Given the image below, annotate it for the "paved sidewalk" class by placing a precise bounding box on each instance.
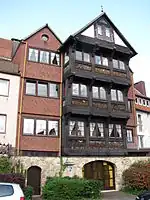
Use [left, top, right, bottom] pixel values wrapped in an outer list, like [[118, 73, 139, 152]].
[[102, 191, 136, 200]]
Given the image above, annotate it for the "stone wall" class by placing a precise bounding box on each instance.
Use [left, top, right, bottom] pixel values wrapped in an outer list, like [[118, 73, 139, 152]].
[[15, 156, 149, 191]]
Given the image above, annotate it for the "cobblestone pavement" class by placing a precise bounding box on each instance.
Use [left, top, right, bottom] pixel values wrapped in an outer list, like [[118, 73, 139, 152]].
[[102, 191, 136, 200]]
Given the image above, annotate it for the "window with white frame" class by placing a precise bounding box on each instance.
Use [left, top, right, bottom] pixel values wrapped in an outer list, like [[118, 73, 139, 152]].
[[128, 100, 132, 112], [49, 83, 59, 98], [113, 59, 125, 70], [40, 50, 49, 64], [23, 118, 34, 135], [0, 115, 6, 133], [51, 52, 60, 65], [75, 51, 82, 61], [36, 119, 46, 135], [95, 55, 101, 65], [127, 129, 133, 142], [0, 79, 9, 96], [26, 80, 36, 95], [75, 51, 90, 63], [92, 86, 106, 100], [90, 122, 104, 137], [111, 89, 124, 102], [83, 53, 90, 62], [48, 120, 58, 136], [72, 83, 87, 97], [105, 27, 111, 37], [69, 121, 84, 136], [28, 48, 39, 62], [37, 82, 48, 97], [109, 124, 122, 138], [64, 52, 69, 64], [102, 57, 108, 66]]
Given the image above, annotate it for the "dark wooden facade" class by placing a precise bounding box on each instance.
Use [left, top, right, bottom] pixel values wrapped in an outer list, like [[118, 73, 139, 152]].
[[60, 12, 137, 156]]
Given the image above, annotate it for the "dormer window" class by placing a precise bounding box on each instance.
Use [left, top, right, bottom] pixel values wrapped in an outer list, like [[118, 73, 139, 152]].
[[97, 25, 102, 35]]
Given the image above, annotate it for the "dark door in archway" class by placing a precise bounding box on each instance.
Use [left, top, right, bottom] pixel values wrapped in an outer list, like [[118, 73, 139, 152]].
[[83, 161, 115, 190], [27, 166, 41, 195]]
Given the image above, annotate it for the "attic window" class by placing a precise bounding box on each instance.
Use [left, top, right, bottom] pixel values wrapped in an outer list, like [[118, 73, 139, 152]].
[[41, 34, 49, 41]]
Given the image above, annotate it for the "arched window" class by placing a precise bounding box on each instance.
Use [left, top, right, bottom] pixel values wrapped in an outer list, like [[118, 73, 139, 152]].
[[100, 87, 106, 99], [117, 90, 123, 102]]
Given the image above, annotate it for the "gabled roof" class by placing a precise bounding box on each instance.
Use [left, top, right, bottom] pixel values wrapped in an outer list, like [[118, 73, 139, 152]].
[[60, 12, 137, 56], [23, 24, 62, 44]]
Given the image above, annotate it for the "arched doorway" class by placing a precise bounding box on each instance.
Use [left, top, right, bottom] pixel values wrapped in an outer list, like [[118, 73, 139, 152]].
[[83, 161, 115, 190], [27, 166, 41, 195]]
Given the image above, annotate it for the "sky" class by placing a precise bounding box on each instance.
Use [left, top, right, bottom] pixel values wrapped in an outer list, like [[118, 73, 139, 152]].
[[0, 0, 150, 95]]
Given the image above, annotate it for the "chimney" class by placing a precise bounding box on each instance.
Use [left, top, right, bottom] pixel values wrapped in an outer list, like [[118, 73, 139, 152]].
[[134, 81, 146, 96]]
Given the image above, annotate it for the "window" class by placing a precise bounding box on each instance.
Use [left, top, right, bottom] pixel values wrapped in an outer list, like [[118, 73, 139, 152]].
[[40, 50, 49, 64], [72, 83, 79, 96], [127, 130, 133, 142], [143, 99, 146, 106], [109, 124, 122, 138], [90, 123, 104, 137], [97, 25, 102, 35], [23, 118, 34, 135], [36, 119, 46, 135], [72, 83, 87, 97], [92, 86, 106, 100], [138, 135, 144, 148], [113, 59, 125, 70], [95, 55, 101, 65], [51, 52, 60, 65], [0, 79, 9, 96], [28, 48, 60, 66], [69, 121, 84, 136], [147, 100, 149, 107], [26, 81, 36, 95], [83, 53, 90, 62], [48, 120, 58, 136], [137, 114, 142, 132], [102, 57, 108, 66], [0, 115, 6, 133], [49, 83, 59, 98], [92, 86, 99, 99], [111, 89, 117, 101], [64, 52, 69, 64], [76, 51, 82, 61], [0, 185, 14, 197], [135, 98, 138, 104], [28, 48, 38, 62], [106, 27, 110, 37], [111, 89, 124, 102], [117, 90, 124, 102], [37, 82, 48, 97]]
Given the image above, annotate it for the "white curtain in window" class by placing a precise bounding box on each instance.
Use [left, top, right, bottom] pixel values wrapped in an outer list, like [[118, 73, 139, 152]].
[[0, 79, 9, 96], [90, 123, 96, 137], [28, 48, 38, 62], [117, 90, 123, 102], [51, 52, 60, 65], [49, 83, 58, 97], [109, 124, 114, 137], [95, 55, 101, 65], [23, 118, 34, 135], [119, 61, 125, 70], [83, 53, 90, 62], [97, 123, 104, 137], [97, 25, 102, 35], [111, 89, 117, 101], [40, 51, 49, 64], [113, 59, 118, 68], [38, 83, 48, 97], [26, 82, 36, 95], [75, 51, 82, 61], [64, 52, 69, 64], [36, 119, 46, 135], [102, 57, 108, 66], [100, 87, 106, 99], [72, 83, 79, 96], [116, 124, 122, 137], [69, 121, 76, 135], [80, 84, 87, 97], [48, 121, 58, 136], [77, 121, 84, 136], [92, 86, 99, 98], [106, 27, 110, 37]]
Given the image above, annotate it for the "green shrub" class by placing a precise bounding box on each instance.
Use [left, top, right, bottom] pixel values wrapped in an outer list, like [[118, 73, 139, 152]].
[[122, 160, 150, 191], [0, 156, 12, 173], [24, 186, 33, 200], [42, 177, 102, 200]]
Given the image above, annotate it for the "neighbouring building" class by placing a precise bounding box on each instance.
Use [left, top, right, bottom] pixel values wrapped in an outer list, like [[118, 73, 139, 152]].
[[0, 38, 20, 150], [60, 12, 137, 190], [135, 81, 150, 149]]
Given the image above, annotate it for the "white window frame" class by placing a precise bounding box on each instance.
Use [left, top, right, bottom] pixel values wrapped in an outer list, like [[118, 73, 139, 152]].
[[127, 129, 133, 143], [36, 119, 46, 135], [40, 50, 49, 64], [28, 48, 39, 62], [0, 79, 9, 96], [0, 115, 6, 134], [48, 120, 58, 136], [69, 121, 84, 136], [26, 81, 36, 95], [23, 118, 34, 135]]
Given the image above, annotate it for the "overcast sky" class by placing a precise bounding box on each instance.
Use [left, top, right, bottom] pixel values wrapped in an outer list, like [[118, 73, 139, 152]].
[[0, 0, 149, 95]]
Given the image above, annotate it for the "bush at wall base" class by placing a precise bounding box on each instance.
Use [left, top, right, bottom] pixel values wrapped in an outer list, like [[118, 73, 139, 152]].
[[42, 177, 103, 200]]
